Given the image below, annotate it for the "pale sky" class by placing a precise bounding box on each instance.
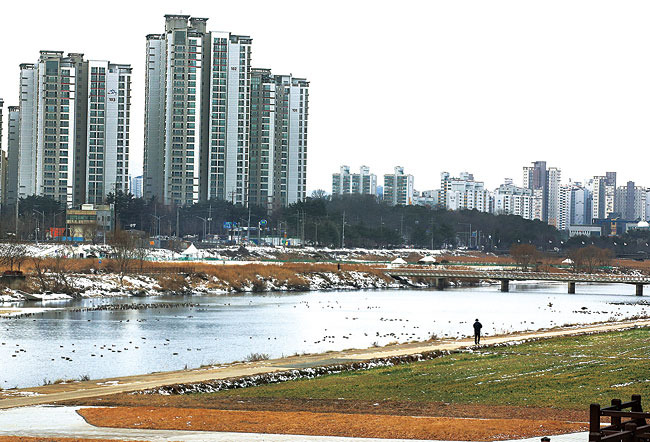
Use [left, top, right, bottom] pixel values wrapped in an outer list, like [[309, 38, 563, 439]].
[[1, 0, 650, 193]]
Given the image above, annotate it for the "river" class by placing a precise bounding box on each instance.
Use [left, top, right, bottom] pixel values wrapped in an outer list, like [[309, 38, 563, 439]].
[[1, 283, 648, 388]]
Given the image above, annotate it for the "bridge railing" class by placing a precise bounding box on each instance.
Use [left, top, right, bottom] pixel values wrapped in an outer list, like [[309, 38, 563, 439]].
[[384, 268, 650, 284]]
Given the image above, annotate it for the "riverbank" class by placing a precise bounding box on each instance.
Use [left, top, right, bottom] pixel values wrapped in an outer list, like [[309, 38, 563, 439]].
[[0, 262, 410, 303], [1, 318, 648, 409]]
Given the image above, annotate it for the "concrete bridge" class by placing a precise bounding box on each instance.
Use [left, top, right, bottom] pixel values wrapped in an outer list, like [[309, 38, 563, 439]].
[[384, 268, 650, 295]]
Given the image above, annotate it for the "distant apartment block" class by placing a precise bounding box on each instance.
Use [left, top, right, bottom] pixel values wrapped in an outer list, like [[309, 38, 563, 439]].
[[383, 166, 414, 206], [615, 181, 646, 221], [129, 175, 143, 198], [413, 189, 438, 207], [8, 51, 131, 206], [332, 165, 377, 197], [493, 179, 537, 220], [440, 171, 490, 212]]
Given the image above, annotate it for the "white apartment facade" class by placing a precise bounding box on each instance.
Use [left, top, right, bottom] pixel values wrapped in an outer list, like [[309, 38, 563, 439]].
[[11, 51, 130, 206], [384, 166, 414, 206], [440, 172, 490, 212], [86, 61, 131, 203], [332, 165, 377, 197]]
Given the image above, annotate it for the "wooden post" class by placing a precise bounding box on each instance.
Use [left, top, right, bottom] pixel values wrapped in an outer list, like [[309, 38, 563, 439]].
[[589, 403, 601, 441], [611, 398, 622, 428], [500, 279, 509, 292], [568, 282, 576, 294], [636, 284, 644, 296]]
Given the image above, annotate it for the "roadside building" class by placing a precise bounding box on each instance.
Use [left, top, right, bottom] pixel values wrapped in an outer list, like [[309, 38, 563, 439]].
[[66, 203, 114, 241]]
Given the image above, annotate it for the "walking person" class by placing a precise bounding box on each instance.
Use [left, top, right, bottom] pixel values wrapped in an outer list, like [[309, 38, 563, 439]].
[[473, 319, 482, 345]]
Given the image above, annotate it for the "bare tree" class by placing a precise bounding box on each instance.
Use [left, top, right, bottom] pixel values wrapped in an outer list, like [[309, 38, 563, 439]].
[[568, 246, 612, 273], [111, 229, 137, 286], [0, 242, 28, 272], [510, 244, 539, 272], [133, 235, 150, 273], [30, 257, 51, 292]]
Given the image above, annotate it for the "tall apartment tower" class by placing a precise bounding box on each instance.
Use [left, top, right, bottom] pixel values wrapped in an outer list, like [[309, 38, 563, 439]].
[[144, 15, 252, 206], [86, 61, 132, 203], [249, 68, 309, 210], [12, 51, 130, 206], [6, 106, 19, 204], [523, 161, 548, 221], [546, 167, 562, 228]]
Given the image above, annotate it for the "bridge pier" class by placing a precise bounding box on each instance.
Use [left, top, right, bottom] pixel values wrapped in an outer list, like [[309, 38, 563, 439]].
[[436, 278, 446, 290], [500, 279, 509, 292], [636, 284, 644, 296], [568, 282, 576, 294]]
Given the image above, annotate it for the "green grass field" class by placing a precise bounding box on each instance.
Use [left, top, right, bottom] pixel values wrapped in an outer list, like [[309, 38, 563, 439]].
[[209, 328, 650, 409]]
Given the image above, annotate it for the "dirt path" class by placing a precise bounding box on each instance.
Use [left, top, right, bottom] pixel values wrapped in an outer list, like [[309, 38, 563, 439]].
[[1, 319, 648, 410]]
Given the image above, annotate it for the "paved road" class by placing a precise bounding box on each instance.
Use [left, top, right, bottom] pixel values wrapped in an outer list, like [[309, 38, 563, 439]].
[[0, 405, 587, 441], [1, 319, 648, 410]]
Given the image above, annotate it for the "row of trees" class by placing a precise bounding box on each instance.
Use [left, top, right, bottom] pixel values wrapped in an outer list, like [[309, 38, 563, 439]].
[[3, 192, 650, 252], [510, 244, 614, 273]]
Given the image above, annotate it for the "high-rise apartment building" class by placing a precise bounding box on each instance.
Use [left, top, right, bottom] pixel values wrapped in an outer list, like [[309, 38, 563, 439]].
[[249, 68, 309, 209], [10, 51, 130, 206], [144, 15, 308, 209], [590, 176, 606, 221], [569, 184, 591, 226], [523, 161, 548, 221], [6, 106, 19, 205], [144, 15, 252, 206], [384, 167, 414, 206], [332, 165, 376, 197], [86, 61, 132, 203], [546, 167, 562, 228], [615, 181, 646, 221]]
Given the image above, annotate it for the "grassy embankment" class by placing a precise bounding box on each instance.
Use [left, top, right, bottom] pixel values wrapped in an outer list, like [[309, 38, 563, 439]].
[[198, 327, 650, 409]]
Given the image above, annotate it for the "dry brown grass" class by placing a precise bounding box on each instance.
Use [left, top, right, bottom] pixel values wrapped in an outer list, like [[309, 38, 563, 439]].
[[78, 406, 586, 441]]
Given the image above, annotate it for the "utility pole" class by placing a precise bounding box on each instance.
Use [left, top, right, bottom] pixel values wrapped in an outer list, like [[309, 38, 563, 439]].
[[176, 206, 180, 239], [341, 211, 346, 248], [247, 205, 251, 242], [15, 199, 19, 239], [207, 204, 212, 237]]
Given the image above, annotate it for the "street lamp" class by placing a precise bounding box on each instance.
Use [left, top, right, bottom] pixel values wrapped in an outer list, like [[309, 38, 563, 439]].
[[194, 216, 207, 240], [150, 214, 166, 238], [33, 209, 45, 243]]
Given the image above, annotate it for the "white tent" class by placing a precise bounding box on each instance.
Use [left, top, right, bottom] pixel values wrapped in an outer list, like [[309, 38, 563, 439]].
[[418, 255, 437, 264], [181, 243, 200, 258], [390, 257, 407, 267], [562, 258, 573, 264]]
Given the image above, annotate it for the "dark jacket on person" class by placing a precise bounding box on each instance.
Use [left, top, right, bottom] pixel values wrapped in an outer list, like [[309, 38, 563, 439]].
[[473, 321, 482, 334]]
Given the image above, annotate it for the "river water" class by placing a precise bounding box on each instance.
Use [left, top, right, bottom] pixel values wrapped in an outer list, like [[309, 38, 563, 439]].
[[1, 283, 648, 388]]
